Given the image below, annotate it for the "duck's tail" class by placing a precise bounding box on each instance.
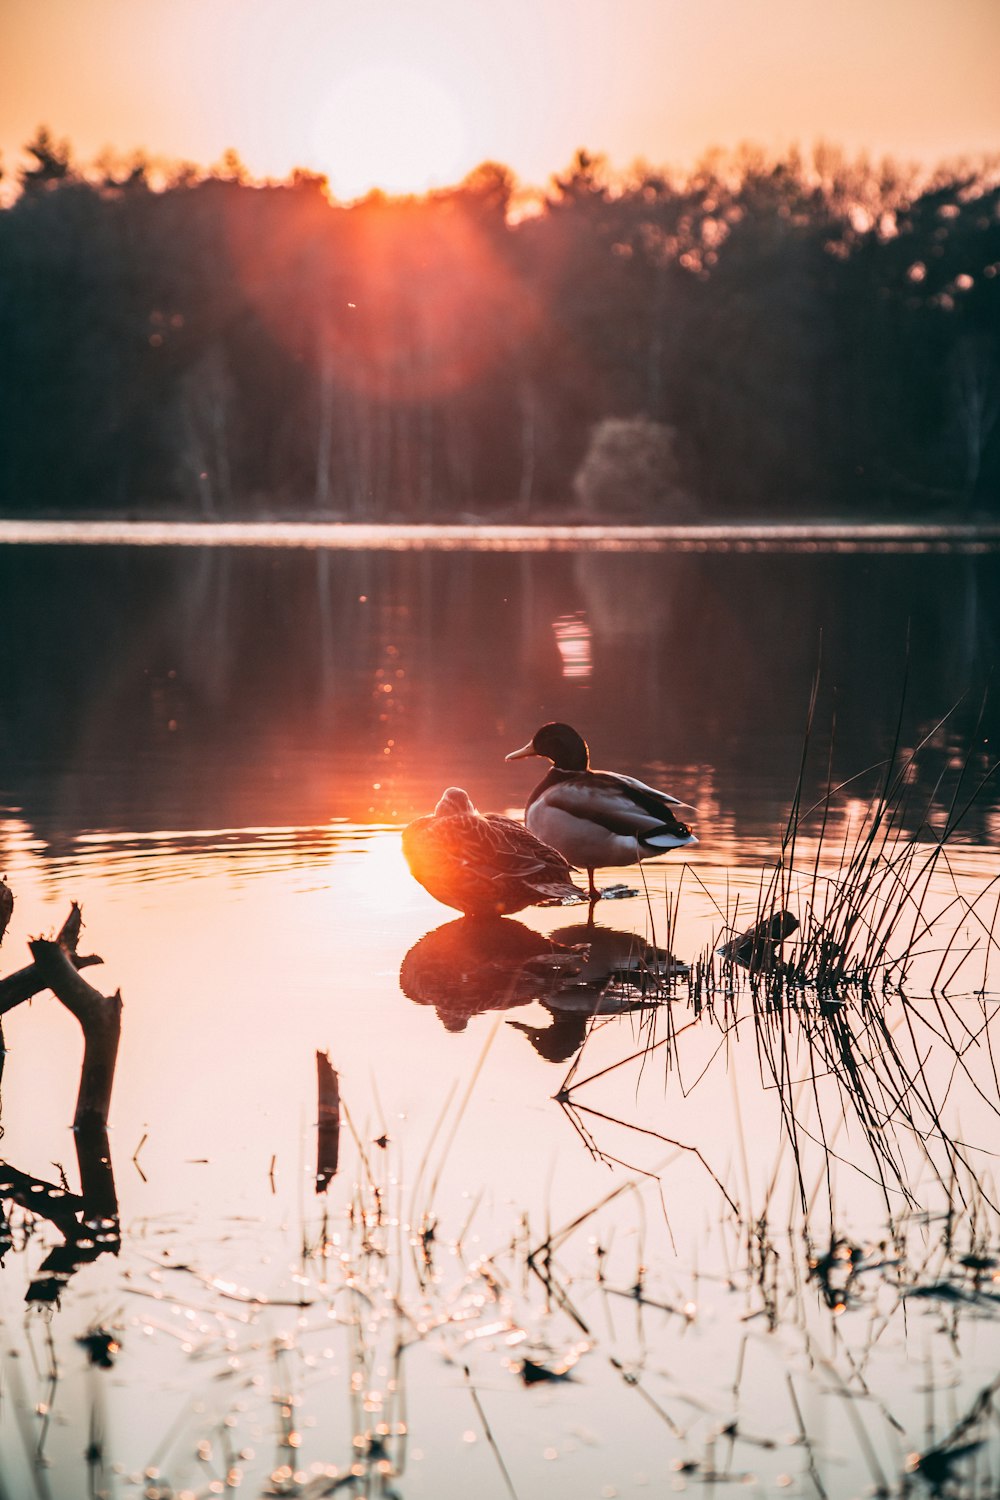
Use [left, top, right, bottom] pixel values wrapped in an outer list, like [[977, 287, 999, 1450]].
[[641, 824, 698, 852], [533, 878, 589, 906]]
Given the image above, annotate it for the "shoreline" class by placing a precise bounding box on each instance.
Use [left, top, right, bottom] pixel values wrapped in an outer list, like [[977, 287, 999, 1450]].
[[1, 516, 999, 552]]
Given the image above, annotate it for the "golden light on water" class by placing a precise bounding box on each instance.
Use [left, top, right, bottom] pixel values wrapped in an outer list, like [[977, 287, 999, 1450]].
[[3, 539, 1000, 1492], [552, 611, 593, 680]]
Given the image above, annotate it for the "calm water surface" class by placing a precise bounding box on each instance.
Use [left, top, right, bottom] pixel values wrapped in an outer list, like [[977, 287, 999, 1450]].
[[1, 535, 999, 1498]]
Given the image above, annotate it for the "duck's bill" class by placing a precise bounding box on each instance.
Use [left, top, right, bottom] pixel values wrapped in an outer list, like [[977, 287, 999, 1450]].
[[505, 741, 538, 762]]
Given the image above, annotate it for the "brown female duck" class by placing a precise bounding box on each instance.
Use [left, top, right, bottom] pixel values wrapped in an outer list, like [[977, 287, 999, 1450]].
[[402, 787, 583, 916]]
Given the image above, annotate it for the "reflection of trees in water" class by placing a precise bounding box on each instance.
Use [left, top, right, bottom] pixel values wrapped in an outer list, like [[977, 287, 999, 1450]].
[[1, 547, 998, 842], [572, 548, 1000, 835], [572, 550, 683, 644]]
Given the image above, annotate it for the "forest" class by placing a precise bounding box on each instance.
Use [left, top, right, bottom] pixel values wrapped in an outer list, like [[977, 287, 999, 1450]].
[[1, 128, 998, 520]]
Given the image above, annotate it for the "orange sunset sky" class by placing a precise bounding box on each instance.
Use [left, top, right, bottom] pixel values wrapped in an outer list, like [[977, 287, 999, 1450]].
[[4, 0, 999, 199]]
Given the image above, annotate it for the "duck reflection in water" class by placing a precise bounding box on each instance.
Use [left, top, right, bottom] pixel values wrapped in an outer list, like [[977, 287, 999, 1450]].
[[399, 917, 586, 1032], [399, 916, 687, 1062]]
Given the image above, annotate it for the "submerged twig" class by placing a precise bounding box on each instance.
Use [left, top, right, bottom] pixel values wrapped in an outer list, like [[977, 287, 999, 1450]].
[[316, 1050, 341, 1193]]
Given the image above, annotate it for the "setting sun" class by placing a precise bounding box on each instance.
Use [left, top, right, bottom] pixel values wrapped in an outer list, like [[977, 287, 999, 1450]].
[[2, 0, 1000, 1493], [312, 63, 468, 200], [4, 0, 1000, 198]]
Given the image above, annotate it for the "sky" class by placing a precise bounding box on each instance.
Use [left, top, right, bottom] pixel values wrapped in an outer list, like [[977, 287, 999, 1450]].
[[3, 0, 999, 199]]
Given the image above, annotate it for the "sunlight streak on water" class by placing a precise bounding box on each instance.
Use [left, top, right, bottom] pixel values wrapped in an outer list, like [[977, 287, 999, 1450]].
[[552, 611, 593, 679], [55, 822, 397, 886], [2, 519, 1000, 552]]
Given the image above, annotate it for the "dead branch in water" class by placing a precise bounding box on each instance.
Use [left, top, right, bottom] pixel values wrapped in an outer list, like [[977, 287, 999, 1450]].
[[0, 902, 103, 1018], [28, 938, 122, 1131], [316, 1049, 341, 1192], [0, 888, 122, 1305], [0, 897, 120, 1131], [0, 876, 12, 946]]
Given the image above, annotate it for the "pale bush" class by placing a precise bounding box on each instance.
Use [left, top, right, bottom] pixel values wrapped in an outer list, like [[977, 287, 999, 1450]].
[[573, 415, 694, 519]]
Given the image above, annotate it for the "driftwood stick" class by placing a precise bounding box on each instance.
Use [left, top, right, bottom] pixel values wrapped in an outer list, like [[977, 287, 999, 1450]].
[[58, 900, 83, 952], [0, 901, 103, 1017], [0, 952, 103, 1016], [28, 938, 121, 1130], [0, 877, 12, 946], [316, 1050, 341, 1193]]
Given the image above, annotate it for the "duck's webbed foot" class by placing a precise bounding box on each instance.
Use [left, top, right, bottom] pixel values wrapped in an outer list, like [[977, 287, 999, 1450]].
[[592, 883, 638, 901], [585, 870, 637, 903]]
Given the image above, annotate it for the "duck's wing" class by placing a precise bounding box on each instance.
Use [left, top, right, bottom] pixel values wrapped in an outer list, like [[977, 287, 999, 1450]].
[[543, 772, 693, 840], [403, 813, 506, 912], [595, 770, 693, 811], [402, 814, 450, 883], [407, 812, 569, 881], [476, 814, 575, 881]]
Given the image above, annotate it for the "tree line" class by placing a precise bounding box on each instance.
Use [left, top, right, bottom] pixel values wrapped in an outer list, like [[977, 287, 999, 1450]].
[[1, 129, 997, 519]]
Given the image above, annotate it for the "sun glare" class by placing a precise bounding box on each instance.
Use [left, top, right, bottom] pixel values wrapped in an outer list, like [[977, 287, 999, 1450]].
[[312, 64, 468, 201]]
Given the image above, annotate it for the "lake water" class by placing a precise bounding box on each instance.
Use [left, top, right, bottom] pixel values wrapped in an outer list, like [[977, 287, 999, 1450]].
[[1, 531, 999, 1498]]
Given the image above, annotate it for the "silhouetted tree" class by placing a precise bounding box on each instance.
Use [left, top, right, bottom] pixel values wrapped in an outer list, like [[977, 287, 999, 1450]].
[[573, 415, 692, 519], [18, 125, 74, 193], [0, 133, 997, 518]]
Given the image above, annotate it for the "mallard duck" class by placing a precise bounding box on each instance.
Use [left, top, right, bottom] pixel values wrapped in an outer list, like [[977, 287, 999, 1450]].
[[402, 787, 585, 916], [506, 723, 697, 898]]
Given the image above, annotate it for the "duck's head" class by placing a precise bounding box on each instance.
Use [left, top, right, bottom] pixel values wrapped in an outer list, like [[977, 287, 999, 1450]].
[[434, 787, 477, 817], [505, 723, 590, 772]]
